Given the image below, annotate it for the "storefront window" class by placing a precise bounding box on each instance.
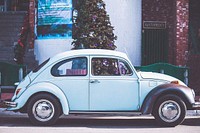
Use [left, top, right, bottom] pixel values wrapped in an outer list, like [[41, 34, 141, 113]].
[[37, 0, 72, 39]]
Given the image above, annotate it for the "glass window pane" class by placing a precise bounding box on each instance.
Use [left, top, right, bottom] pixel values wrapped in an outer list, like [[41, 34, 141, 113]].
[[119, 60, 132, 76], [92, 58, 120, 76], [52, 57, 87, 76]]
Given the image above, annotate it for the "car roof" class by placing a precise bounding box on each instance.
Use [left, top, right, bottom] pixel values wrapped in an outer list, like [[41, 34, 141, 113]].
[[50, 49, 129, 62]]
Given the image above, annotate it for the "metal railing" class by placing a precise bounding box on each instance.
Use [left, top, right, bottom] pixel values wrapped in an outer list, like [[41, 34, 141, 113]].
[[0, 62, 26, 86]]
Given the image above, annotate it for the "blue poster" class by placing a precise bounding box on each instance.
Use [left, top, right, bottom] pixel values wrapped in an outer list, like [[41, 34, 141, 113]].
[[37, 0, 72, 39]]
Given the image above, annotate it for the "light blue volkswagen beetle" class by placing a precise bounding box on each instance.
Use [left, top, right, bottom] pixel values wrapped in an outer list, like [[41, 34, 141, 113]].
[[4, 49, 200, 126]]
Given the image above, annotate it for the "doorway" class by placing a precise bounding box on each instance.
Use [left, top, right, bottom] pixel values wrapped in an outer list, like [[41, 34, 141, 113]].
[[142, 29, 168, 65]]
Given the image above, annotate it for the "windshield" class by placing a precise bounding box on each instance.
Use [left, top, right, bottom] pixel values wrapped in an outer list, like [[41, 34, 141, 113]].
[[33, 58, 50, 73]]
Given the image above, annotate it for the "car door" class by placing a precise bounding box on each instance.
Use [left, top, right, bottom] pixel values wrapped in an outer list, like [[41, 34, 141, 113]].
[[50, 56, 89, 111], [89, 56, 139, 111]]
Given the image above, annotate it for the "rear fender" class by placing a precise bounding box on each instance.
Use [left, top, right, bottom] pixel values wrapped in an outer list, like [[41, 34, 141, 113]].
[[7, 82, 70, 115]]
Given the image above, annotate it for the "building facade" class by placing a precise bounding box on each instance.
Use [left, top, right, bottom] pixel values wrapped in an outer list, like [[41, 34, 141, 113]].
[[142, 0, 200, 95], [0, 0, 200, 94]]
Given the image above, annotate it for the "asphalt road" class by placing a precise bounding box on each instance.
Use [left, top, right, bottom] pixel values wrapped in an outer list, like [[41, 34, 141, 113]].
[[0, 110, 200, 133]]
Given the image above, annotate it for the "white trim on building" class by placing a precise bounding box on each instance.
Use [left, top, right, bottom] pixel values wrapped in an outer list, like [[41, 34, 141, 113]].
[[34, 0, 142, 65]]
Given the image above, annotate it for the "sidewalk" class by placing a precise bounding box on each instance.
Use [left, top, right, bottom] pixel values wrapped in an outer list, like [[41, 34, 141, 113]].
[[0, 108, 200, 118]]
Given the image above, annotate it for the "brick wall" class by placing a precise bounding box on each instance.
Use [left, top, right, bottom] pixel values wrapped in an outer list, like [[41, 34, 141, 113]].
[[175, 0, 189, 66], [142, 0, 189, 66], [28, 0, 35, 48], [142, 0, 200, 94], [142, 0, 176, 65]]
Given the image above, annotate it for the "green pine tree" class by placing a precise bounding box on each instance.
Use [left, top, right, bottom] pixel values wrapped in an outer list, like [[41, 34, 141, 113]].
[[72, 0, 117, 50]]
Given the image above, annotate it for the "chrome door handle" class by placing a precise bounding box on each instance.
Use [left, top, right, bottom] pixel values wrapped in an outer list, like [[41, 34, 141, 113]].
[[90, 79, 100, 83]]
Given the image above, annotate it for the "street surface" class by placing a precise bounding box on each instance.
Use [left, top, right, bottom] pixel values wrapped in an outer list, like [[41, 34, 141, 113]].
[[0, 109, 200, 133]]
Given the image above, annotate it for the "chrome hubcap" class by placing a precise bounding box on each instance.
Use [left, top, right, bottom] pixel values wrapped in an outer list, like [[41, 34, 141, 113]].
[[159, 100, 181, 122], [33, 99, 55, 122]]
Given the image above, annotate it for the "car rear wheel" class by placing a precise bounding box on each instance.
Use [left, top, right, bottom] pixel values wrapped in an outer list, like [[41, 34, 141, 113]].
[[27, 94, 61, 126], [153, 94, 186, 127]]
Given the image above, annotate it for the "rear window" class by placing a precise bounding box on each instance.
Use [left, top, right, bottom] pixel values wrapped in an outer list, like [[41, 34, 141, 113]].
[[33, 58, 50, 73], [51, 57, 87, 76]]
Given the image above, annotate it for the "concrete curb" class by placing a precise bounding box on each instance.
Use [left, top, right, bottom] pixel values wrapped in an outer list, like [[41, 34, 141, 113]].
[[0, 108, 200, 118]]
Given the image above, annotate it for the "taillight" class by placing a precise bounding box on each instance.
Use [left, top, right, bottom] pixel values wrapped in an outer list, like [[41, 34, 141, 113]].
[[15, 88, 22, 96]]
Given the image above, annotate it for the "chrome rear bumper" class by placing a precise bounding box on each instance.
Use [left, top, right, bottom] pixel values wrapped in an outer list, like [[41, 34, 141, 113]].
[[192, 102, 200, 109], [3, 101, 17, 108]]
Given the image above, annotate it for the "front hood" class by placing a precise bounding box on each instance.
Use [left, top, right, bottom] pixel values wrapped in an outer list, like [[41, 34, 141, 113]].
[[138, 71, 186, 86]]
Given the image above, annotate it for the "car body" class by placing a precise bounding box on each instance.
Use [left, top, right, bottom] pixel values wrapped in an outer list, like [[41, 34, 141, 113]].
[[4, 49, 200, 126]]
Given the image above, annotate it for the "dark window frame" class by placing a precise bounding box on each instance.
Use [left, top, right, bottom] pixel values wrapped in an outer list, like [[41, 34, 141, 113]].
[[51, 57, 88, 77], [118, 59, 133, 76], [91, 57, 133, 76], [33, 58, 50, 73]]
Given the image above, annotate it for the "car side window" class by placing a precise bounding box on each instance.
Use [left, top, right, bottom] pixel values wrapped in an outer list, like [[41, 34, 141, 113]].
[[51, 57, 87, 76], [92, 58, 120, 76], [92, 58, 133, 76], [118, 60, 132, 76]]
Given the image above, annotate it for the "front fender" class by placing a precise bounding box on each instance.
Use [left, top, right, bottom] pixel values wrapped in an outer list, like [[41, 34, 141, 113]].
[[8, 82, 70, 115], [141, 83, 195, 114]]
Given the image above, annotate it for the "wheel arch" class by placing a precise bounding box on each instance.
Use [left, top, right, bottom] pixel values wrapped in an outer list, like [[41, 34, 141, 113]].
[[141, 84, 195, 114], [20, 91, 62, 113], [13, 82, 70, 115]]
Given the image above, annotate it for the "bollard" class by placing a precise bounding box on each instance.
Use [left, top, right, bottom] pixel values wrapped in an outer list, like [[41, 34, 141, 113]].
[[18, 68, 23, 82], [184, 69, 189, 85], [0, 72, 1, 85]]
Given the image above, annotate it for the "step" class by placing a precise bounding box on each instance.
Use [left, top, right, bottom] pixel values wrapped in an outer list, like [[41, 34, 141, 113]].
[[0, 46, 14, 51], [0, 31, 21, 35], [0, 18, 24, 23], [0, 12, 27, 19], [0, 14, 25, 19], [0, 32, 21, 37], [0, 22, 23, 28], [0, 57, 15, 61], [0, 27, 22, 32], [0, 41, 17, 47], [0, 42, 15, 47], [0, 59, 15, 64], [0, 51, 14, 56], [0, 37, 19, 43]]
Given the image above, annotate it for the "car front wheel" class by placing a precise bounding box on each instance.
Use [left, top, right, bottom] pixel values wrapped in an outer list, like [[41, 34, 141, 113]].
[[27, 94, 61, 126], [153, 94, 186, 127]]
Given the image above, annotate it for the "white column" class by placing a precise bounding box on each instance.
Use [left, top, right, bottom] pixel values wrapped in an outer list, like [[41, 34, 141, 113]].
[[104, 0, 142, 65], [34, 0, 142, 65], [34, 39, 73, 64]]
